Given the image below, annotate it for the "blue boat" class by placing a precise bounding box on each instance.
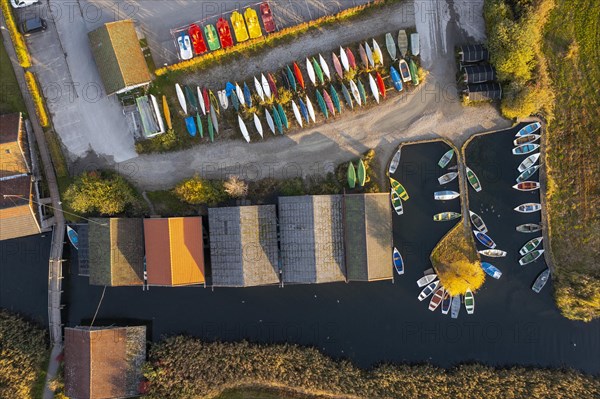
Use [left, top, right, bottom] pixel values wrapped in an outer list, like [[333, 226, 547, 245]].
[[243, 82, 253, 107], [225, 81, 235, 97], [272, 106, 283, 135], [481, 262, 502, 279], [393, 247, 404, 275], [230, 90, 239, 111], [516, 122, 541, 137], [390, 66, 403, 91], [66, 225, 79, 250], [298, 98, 310, 123], [185, 116, 197, 137], [473, 230, 496, 249]]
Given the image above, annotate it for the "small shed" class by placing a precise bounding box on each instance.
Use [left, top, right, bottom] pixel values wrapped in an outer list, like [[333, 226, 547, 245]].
[[458, 44, 489, 63], [88, 218, 145, 286], [208, 205, 279, 287], [466, 82, 502, 101], [463, 64, 496, 84], [144, 217, 205, 286], [278, 195, 346, 284], [344, 193, 393, 282]]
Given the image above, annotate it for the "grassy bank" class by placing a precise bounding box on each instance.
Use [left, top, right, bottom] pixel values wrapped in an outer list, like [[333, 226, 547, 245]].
[[0, 39, 26, 113]]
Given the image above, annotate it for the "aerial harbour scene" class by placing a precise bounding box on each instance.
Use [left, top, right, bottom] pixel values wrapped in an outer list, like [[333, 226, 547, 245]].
[[0, 0, 599, 398]]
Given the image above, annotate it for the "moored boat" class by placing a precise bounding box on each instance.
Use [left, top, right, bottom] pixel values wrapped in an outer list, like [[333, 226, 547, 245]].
[[450, 295, 461, 319], [514, 203, 542, 213], [66, 225, 79, 249], [516, 223, 542, 233], [391, 189, 403, 215], [514, 134, 541, 146], [434, 190, 460, 201], [218, 90, 228, 110], [389, 148, 401, 174], [519, 237, 543, 256], [418, 281, 440, 301], [438, 171, 458, 185], [516, 122, 541, 137], [516, 165, 540, 183], [417, 274, 437, 287], [473, 230, 496, 249], [481, 262, 502, 279], [466, 167, 482, 192], [478, 249, 507, 258], [429, 287, 445, 311], [207, 114, 214, 142], [438, 149, 455, 168], [513, 181, 540, 191], [519, 249, 544, 266], [347, 162, 357, 188], [518, 153, 541, 172], [464, 289, 475, 314], [433, 212, 461, 222], [393, 247, 404, 275], [389, 177, 409, 200], [469, 211, 488, 233], [513, 143, 540, 155], [532, 269, 550, 293], [441, 291, 451, 315]]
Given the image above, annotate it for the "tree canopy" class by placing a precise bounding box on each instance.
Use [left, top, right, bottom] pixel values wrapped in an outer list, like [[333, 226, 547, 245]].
[[173, 176, 228, 206]]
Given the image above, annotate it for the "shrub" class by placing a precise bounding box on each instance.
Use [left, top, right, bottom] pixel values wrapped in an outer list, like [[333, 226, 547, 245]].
[[24, 71, 49, 127], [223, 176, 248, 198], [174, 176, 228, 206], [277, 177, 306, 197], [500, 80, 554, 119], [135, 129, 179, 154], [0, 0, 31, 67]]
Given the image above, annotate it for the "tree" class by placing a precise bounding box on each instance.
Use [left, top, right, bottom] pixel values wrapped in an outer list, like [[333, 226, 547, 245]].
[[63, 171, 139, 215], [223, 176, 248, 198], [173, 176, 227, 206]]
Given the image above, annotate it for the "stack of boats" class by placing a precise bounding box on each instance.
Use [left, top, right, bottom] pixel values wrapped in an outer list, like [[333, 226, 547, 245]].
[[347, 159, 367, 189], [416, 273, 475, 317]]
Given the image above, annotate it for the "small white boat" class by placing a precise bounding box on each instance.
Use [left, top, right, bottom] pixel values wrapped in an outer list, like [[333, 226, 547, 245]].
[[410, 33, 420, 56], [175, 83, 187, 114], [513, 181, 541, 191], [519, 249, 544, 266], [513, 134, 541, 147], [469, 211, 488, 233], [253, 113, 263, 138], [513, 143, 540, 155], [389, 148, 401, 174], [261, 73, 272, 99], [306, 58, 316, 86], [218, 90, 228, 110], [434, 190, 460, 201], [349, 80, 362, 106], [515, 203, 542, 213], [291, 100, 303, 128], [385, 32, 397, 61], [516, 122, 541, 137], [416, 274, 437, 287], [254, 77, 265, 101], [238, 114, 250, 143], [368, 74, 380, 103], [438, 172, 458, 185], [518, 153, 540, 172], [516, 165, 540, 183], [532, 269, 550, 293], [418, 281, 440, 301], [265, 110, 275, 135], [399, 59, 411, 82], [319, 53, 331, 81], [372, 39, 384, 66], [450, 295, 461, 319], [479, 249, 507, 257], [197, 86, 206, 115], [305, 95, 316, 123], [464, 288, 475, 315], [236, 83, 246, 107], [339, 46, 350, 72], [365, 41, 375, 67]]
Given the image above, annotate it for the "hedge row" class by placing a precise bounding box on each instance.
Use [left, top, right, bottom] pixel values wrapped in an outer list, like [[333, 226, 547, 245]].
[[24, 71, 49, 127], [1, 0, 31, 67]]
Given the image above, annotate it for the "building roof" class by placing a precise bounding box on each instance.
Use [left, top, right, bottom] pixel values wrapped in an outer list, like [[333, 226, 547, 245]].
[[459, 44, 489, 63], [344, 193, 393, 281], [89, 218, 144, 286], [208, 206, 279, 287], [278, 195, 346, 284], [88, 20, 151, 95], [467, 82, 502, 101], [463, 64, 496, 84], [144, 217, 205, 286], [64, 326, 146, 399], [0, 113, 29, 178]]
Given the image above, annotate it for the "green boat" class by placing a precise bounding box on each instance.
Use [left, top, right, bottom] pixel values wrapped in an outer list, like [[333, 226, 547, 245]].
[[312, 57, 324, 85], [184, 85, 198, 113], [286, 65, 297, 92], [341, 83, 353, 109], [231, 91, 239, 111], [207, 115, 214, 142], [196, 114, 204, 138], [357, 79, 367, 105], [272, 106, 283, 135], [409, 59, 419, 85], [329, 84, 342, 114], [357, 159, 366, 187], [433, 212, 461, 222], [204, 24, 221, 51], [347, 163, 357, 188], [315, 91, 328, 119], [277, 103, 289, 129], [390, 177, 409, 201], [466, 167, 482, 192], [438, 149, 454, 168]]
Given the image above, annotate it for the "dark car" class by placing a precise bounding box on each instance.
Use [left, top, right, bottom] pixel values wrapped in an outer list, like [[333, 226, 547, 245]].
[[20, 17, 47, 35]]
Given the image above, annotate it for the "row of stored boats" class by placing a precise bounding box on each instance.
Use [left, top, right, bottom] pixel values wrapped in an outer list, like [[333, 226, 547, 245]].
[[417, 274, 475, 317]]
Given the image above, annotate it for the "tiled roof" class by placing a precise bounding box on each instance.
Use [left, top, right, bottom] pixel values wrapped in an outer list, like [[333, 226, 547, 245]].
[[0, 113, 29, 179]]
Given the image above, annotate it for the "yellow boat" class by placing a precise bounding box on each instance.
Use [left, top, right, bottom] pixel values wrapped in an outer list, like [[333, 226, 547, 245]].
[[230, 11, 249, 42], [162, 95, 172, 130], [244, 8, 263, 39]]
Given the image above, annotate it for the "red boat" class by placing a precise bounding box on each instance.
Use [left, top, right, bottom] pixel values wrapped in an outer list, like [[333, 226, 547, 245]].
[[268, 73, 278, 99], [217, 18, 234, 48], [203, 88, 211, 113], [346, 47, 356, 69], [188, 24, 207, 55], [260, 2, 276, 33], [293, 62, 305, 89], [376, 72, 386, 98]]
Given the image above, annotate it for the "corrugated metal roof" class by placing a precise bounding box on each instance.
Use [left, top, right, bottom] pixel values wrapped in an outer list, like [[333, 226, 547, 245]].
[[459, 44, 489, 63], [463, 64, 496, 84], [467, 82, 502, 101]]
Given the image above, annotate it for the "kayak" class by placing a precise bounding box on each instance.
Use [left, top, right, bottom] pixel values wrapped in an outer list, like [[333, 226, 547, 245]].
[[298, 98, 310, 123], [162, 95, 172, 130], [339, 46, 350, 72], [196, 87, 206, 115], [357, 159, 366, 186], [293, 62, 305, 89], [312, 57, 325, 85], [265, 109, 275, 135], [272, 106, 283, 134], [268, 73, 278, 99], [291, 100, 303, 128], [207, 112, 214, 142], [305, 96, 316, 123], [315, 90, 328, 119], [175, 83, 187, 114], [184, 85, 198, 113], [341, 83, 353, 109], [359, 43, 369, 68], [332, 52, 343, 80], [357, 79, 367, 105], [346, 47, 357, 69], [347, 162, 356, 188], [376, 72, 386, 98], [210, 106, 219, 135], [390, 66, 403, 91], [329, 84, 342, 114], [253, 113, 263, 138], [185, 116, 196, 137], [254, 76, 265, 101], [209, 90, 219, 115], [237, 114, 250, 143], [365, 41, 375, 67], [202, 88, 211, 114], [277, 103, 289, 129], [230, 90, 239, 112], [243, 82, 252, 107], [236, 83, 245, 107], [286, 65, 297, 92], [323, 89, 335, 116], [306, 58, 316, 86], [261, 73, 272, 99], [195, 113, 203, 138], [319, 54, 331, 81], [372, 38, 384, 66], [369, 74, 380, 104], [349, 80, 362, 106]]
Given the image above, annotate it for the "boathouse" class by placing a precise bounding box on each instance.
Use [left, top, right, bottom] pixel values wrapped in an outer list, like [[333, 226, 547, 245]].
[[458, 44, 489, 63], [463, 64, 496, 84], [466, 82, 503, 101]]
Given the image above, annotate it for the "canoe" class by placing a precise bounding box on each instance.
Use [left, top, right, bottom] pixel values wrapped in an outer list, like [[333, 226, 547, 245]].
[[272, 106, 283, 135], [196, 87, 205, 115], [244, 7, 263, 39], [210, 106, 219, 135], [368, 74, 380, 104], [285, 65, 297, 92], [265, 109, 275, 135], [268, 73, 278, 98], [516, 223, 542, 233], [365, 41, 375, 67], [416, 274, 437, 287], [261, 73, 272, 99], [315, 90, 328, 119], [464, 289, 475, 314], [389, 148, 401, 174], [305, 95, 317, 123], [386, 32, 397, 61], [390, 66, 403, 92], [185, 116, 196, 137], [237, 114, 250, 143], [479, 249, 507, 257], [209, 90, 219, 115], [466, 167, 482, 192], [519, 237, 543, 256], [339, 46, 350, 72], [409, 58, 419, 85], [203, 88, 211, 114], [469, 211, 488, 233], [341, 83, 353, 109], [390, 177, 409, 200], [433, 212, 461, 222], [418, 281, 440, 301], [253, 113, 263, 138], [376, 72, 386, 98], [514, 134, 541, 146], [329, 84, 342, 114], [298, 98, 310, 123], [243, 82, 253, 107], [218, 90, 228, 110], [359, 43, 369, 68], [434, 190, 460, 201], [438, 172, 458, 185], [474, 230, 496, 249], [438, 149, 454, 168], [391, 189, 403, 215], [346, 47, 357, 69], [518, 153, 540, 172], [207, 114, 214, 142], [291, 100, 303, 128], [399, 59, 412, 82], [236, 83, 245, 107], [184, 85, 198, 113], [516, 165, 540, 183], [230, 90, 240, 111], [441, 291, 451, 315], [204, 24, 221, 51], [516, 122, 542, 137], [195, 114, 203, 138], [277, 103, 289, 129], [312, 57, 325, 85], [451, 295, 461, 319], [347, 162, 357, 188], [350, 80, 362, 106], [397, 30, 408, 56], [293, 62, 305, 89], [357, 159, 366, 187], [372, 39, 383, 66], [410, 33, 420, 56], [175, 84, 187, 114], [429, 287, 445, 311], [323, 89, 335, 116], [332, 52, 344, 80], [230, 11, 249, 42], [357, 79, 367, 105], [513, 181, 541, 191], [519, 249, 544, 266], [514, 203, 542, 213], [162, 95, 172, 130], [217, 18, 234, 48], [319, 54, 331, 81], [148, 95, 165, 135], [66, 225, 79, 249], [513, 143, 540, 155], [481, 262, 503, 279], [393, 247, 404, 275], [532, 268, 550, 293], [306, 58, 316, 86], [254, 76, 265, 101]]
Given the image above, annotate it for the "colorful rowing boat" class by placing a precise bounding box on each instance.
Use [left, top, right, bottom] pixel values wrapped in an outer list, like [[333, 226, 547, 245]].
[[466, 166, 482, 192], [393, 247, 404, 275], [469, 211, 488, 233], [265, 109, 275, 135], [372, 38, 383, 66], [399, 59, 411, 82], [291, 100, 303, 128], [513, 144, 540, 155], [175, 83, 187, 114], [473, 230, 496, 249], [390, 66, 403, 92], [516, 122, 541, 137], [391, 189, 403, 215], [519, 250, 544, 266], [389, 177, 409, 200], [516, 165, 540, 183], [519, 237, 543, 256], [433, 212, 460, 222], [481, 262, 502, 279], [207, 113, 214, 142], [438, 149, 454, 168]]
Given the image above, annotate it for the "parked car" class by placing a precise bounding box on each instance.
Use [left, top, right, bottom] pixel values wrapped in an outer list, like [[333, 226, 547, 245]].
[[10, 0, 39, 8], [20, 17, 47, 35], [177, 32, 193, 60], [260, 2, 276, 33]]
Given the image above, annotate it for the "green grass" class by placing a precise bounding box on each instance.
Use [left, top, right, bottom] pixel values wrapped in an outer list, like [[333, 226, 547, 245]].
[[145, 190, 197, 216], [216, 388, 319, 399], [30, 351, 50, 399], [0, 39, 26, 114]]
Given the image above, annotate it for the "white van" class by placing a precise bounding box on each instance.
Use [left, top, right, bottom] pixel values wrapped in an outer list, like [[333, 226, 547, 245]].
[[11, 0, 39, 8]]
